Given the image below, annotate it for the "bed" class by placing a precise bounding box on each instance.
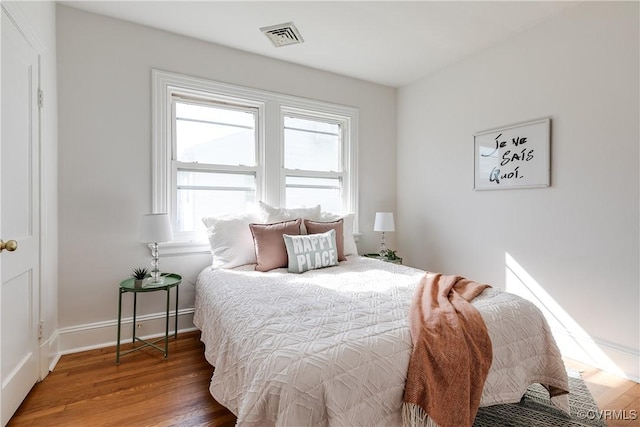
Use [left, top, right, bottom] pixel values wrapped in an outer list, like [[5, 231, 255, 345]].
[[194, 255, 569, 427]]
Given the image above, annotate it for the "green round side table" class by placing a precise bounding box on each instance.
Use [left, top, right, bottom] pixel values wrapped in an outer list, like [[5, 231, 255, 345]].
[[363, 253, 403, 264], [116, 273, 182, 364]]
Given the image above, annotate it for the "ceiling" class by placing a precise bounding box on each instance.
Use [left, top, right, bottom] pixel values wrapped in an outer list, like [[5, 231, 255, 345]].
[[60, 1, 578, 87]]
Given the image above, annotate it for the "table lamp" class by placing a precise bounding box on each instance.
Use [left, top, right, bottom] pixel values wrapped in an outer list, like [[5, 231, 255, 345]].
[[374, 212, 395, 257], [140, 213, 173, 284]]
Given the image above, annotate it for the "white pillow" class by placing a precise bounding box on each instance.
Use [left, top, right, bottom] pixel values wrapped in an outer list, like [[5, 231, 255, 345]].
[[258, 201, 321, 233], [318, 212, 358, 256], [202, 212, 264, 269], [283, 229, 339, 274]]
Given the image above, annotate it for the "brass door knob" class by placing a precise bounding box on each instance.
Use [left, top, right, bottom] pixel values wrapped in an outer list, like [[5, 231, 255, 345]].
[[0, 239, 18, 252]]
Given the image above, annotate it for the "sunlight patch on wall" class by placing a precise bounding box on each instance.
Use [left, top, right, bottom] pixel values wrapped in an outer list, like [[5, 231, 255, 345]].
[[504, 252, 625, 378]]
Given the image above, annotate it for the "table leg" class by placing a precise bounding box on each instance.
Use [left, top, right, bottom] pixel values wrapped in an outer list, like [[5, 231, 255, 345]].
[[164, 287, 170, 358], [132, 292, 137, 344], [174, 284, 179, 339], [116, 289, 123, 364]]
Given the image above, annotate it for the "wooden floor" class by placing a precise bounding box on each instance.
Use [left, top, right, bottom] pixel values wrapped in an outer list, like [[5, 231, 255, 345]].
[[564, 359, 639, 427], [9, 331, 639, 426], [9, 331, 236, 427]]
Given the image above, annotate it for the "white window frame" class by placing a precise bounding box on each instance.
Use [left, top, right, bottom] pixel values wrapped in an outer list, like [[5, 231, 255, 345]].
[[280, 107, 355, 214], [171, 95, 262, 239], [152, 69, 358, 254]]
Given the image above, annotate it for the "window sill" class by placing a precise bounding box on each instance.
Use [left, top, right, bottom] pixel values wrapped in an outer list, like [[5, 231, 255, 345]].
[[158, 240, 211, 256]]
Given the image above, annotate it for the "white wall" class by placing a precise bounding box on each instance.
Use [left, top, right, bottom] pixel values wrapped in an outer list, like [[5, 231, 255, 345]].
[[2, 1, 59, 375], [56, 5, 397, 351], [398, 1, 639, 380]]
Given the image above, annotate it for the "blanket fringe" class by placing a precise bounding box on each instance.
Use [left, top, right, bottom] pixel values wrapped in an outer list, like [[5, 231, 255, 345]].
[[402, 402, 440, 427], [551, 394, 571, 414]]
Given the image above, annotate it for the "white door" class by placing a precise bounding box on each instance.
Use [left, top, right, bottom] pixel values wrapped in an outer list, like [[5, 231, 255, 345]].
[[1, 9, 41, 426]]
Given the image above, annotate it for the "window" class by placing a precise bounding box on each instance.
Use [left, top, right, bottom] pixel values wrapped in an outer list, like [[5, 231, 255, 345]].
[[282, 112, 346, 213], [153, 70, 358, 252], [173, 99, 259, 232]]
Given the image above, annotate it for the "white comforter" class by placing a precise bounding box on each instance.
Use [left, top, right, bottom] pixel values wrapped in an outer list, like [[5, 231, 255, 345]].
[[194, 256, 568, 427]]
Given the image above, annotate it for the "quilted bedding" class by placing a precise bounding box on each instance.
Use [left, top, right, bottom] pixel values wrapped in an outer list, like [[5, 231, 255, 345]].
[[194, 256, 568, 427]]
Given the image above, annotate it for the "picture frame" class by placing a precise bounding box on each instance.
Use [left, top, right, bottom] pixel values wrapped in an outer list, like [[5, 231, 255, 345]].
[[474, 117, 551, 190]]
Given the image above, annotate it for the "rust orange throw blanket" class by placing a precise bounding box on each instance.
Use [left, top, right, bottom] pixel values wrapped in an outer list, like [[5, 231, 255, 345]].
[[402, 273, 492, 427]]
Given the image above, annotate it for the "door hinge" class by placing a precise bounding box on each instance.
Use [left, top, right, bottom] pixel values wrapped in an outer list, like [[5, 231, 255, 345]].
[[38, 89, 43, 109], [38, 320, 44, 340]]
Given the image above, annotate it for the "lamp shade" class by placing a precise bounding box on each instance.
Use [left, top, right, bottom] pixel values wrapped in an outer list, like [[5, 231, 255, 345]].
[[140, 213, 174, 243], [374, 212, 395, 232]]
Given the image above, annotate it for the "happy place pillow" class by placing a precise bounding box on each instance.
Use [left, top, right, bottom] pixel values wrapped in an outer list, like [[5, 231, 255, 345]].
[[283, 229, 339, 274]]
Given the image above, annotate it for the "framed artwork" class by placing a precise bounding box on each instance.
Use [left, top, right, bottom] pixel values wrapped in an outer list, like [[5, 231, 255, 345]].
[[474, 117, 550, 190]]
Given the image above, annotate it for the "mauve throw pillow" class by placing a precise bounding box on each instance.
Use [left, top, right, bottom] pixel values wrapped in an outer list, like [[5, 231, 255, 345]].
[[249, 218, 302, 272], [304, 219, 345, 261]]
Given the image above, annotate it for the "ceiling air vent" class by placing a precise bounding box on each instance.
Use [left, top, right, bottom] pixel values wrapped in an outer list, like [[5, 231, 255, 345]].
[[260, 22, 304, 47]]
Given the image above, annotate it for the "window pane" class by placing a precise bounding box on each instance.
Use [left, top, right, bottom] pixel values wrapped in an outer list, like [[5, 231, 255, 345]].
[[176, 189, 256, 232], [285, 176, 341, 213], [284, 116, 340, 172], [175, 102, 256, 166], [177, 170, 255, 188], [286, 176, 339, 187], [285, 117, 339, 134], [176, 170, 256, 232]]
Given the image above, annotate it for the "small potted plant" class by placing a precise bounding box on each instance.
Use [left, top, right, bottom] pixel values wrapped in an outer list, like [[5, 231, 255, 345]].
[[132, 267, 149, 288], [381, 249, 400, 262]]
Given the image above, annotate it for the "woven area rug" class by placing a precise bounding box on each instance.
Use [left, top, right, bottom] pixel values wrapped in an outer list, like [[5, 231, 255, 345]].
[[474, 369, 607, 426]]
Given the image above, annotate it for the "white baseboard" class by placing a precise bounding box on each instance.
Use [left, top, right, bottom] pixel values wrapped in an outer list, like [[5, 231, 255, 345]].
[[552, 327, 639, 383], [38, 329, 60, 377], [56, 308, 197, 359]]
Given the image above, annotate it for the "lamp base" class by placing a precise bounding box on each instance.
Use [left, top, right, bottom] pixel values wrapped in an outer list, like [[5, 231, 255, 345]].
[[148, 269, 164, 285], [378, 232, 387, 257], [148, 243, 165, 284]]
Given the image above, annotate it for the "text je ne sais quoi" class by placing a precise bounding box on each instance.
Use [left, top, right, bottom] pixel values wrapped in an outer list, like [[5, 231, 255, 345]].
[[482, 133, 535, 184]]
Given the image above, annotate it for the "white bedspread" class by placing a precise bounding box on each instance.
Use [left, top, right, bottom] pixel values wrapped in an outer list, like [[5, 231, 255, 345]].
[[194, 256, 568, 427]]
